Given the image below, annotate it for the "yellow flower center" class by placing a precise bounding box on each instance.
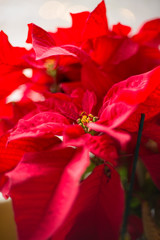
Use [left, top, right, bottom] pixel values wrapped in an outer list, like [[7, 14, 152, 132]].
[[77, 111, 98, 132], [44, 59, 56, 78]]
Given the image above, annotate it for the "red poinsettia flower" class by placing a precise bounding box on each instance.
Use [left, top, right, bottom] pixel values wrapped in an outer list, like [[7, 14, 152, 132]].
[[0, 90, 128, 239], [1, 143, 124, 240], [0, 30, 61, 135], [0, 1, 159, 240], [0, 144, 90, 239], [27, 1, 108, 47], [8, 88, 133, 155], [0, 86, 131, 239], [28, 0, 160, 102], [28, 8, 160, 109], [0, 88, 127, 239], [0, 31, 28, 118], [26, 1, 134, 100]]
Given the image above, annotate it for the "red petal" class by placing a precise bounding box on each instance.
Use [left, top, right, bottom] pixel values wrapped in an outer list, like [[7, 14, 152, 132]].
[[0, 69, 28, 99], [49, 93, 80, 120], [3, 147, 89, 240], [30, 23, 77, 60], [54, 165, 124, 240], [63, 126, 118, 166], [52, 12, 89, 46], [26, 23, 33, 44], [30, 23, 113, 100], [87, 134, 118, 166], [82, 90, 97, 114], [0, 30, 28, 67], [0, 31, 29, 98], [60, 82, 82, 95], [88, 122, 131, 149], [128, 215, 143, 240], [109, 38, 138, 65], [143, 122, 160, 150], [31, 23, 56, 57], [63, 125, 85, 146], [91, 35, 138, 69], [0, 99, 14, 119], [99, 102, 135, 128], [9, 111, 70, 141], [104, 66, 160, 131], [141, 153, 160, 190], [82, 0, 109, 40], [133, 18, 160, 47], [105, 66, 160, 105], [112, 23, 131, 36], [32, 40, 112, 99], [0, 118, 13, 136], [0, 134, 61, 173]]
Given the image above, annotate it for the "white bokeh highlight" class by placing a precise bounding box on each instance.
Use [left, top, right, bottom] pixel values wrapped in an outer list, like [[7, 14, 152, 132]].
[[0, 0, 159, 47]]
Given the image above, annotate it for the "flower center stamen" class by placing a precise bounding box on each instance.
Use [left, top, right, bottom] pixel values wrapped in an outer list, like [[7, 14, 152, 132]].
[[44, 59, 56, 78], [77, 111, 98, 133]]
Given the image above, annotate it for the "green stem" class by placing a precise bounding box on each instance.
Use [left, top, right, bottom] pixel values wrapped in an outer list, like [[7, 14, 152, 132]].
[[121, 113, 145, 240]]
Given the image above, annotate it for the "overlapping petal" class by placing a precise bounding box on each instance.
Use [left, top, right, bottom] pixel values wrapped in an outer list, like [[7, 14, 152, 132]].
[[9, 111, 70, 141], [2, 147, 89, 240], [82, 0, 109, 41], [140, 153, 160, 190], [132, 18, 160, 47], [103, 66, 160, 131], [53, 164, 124, 240], [0, 134, 61, 174], [88, 122, 130, 149]]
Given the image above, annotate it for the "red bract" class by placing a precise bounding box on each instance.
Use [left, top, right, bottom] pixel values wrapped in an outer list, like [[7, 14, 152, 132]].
[[127, 215, 143, 240], [0, 84, 130, 239], [27, 1, 108, 46], [0, 29, 60, 118], [53, 165, 124, 240], [28, 0, 160, 103], [0, 134, 61, 174], [143, 121, 160, 150], [141, 153, 160, 190], [112, 23, 131, 36], [30, 1, 160, 78], [8, 88, 132, 151], [29, 25, 111, 100], [103, 66, 160, 131], [82, 0, 109, 40], [52, 12, 90, 46], [0, 31, 47, 133], [132, 19, 160, 47], [9, 111, 70, 141], [62, 127, 119, 166], [0, 100, 35, 136], [27, 1, 130, 100], [0, 31, 29, 99], [1, 147, 89, 240], [0, 31, 30, 122]]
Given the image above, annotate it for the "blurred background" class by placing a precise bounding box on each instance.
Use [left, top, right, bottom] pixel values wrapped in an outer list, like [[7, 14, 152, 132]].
[[0, 0, 160, 47]]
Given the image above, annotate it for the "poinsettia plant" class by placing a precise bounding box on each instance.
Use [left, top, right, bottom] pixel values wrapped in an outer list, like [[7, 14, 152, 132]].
[[0, 1, 160, 239]]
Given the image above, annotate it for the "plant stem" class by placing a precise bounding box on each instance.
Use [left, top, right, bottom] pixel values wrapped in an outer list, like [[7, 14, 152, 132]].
[[121, 113, 145, 240]]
